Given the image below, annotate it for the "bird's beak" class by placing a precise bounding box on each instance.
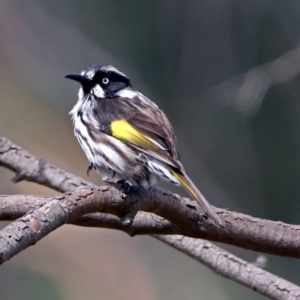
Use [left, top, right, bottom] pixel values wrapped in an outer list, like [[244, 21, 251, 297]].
[[65, 74, 91, 85]]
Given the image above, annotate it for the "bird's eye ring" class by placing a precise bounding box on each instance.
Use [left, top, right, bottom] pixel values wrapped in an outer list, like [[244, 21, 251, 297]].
[[102, 78, 109, 85]]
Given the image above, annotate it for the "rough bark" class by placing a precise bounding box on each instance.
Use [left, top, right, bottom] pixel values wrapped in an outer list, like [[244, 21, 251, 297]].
[[1, 137, 300, 299], [155, 235, 300, 300], [1, 136, 300, 258]]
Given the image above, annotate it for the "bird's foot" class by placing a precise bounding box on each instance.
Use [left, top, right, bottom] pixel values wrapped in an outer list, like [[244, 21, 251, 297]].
[[115, 180, 140, 194], [122, 214, 135, 226]]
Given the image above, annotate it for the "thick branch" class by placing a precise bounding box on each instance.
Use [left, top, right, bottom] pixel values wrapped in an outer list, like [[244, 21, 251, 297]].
[[1, 192, 300, 300], [0, 194, 176, 235], [1, 137, 300, 299], [0, 187, 179, 264], [1, 188, 300, 258], [1, 137, 300, 257]]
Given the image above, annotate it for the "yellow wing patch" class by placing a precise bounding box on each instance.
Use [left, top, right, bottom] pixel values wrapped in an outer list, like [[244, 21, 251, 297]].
[[111, 119, 158, 150]]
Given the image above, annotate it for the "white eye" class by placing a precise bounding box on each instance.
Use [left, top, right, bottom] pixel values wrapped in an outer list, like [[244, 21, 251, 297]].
[[102, 78, 109, 85]]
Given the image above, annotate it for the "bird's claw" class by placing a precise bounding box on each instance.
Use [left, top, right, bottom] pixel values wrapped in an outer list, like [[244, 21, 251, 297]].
[[122, 214, 134, 226], [87, 163, 94, 176], [115, 180, 139, 194]]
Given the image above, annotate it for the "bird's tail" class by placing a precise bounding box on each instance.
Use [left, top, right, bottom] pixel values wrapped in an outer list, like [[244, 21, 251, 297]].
[[168, 167, 223, 228]]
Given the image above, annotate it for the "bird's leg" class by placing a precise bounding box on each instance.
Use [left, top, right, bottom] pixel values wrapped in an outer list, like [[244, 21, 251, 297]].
[[86, 163, 94, 176]]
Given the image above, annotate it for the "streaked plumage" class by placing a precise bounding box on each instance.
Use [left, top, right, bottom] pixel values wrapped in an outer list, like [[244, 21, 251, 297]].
[[66, 65, 222, 227]]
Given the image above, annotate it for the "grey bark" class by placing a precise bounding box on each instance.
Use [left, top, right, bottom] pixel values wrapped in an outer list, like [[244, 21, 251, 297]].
[[1, 137, 300, 299]]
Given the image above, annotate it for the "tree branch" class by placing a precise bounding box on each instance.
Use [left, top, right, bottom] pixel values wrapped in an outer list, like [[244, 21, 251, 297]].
[[0, 137, 96, 192], [207, 46, 300, 114], [1, 192, 300, 299], [0, 187, 112, 264], [1, 136, 300, 258], [155, 235, 300, 300], [0, 194, 176, 235], [1, 137, 300, 299]]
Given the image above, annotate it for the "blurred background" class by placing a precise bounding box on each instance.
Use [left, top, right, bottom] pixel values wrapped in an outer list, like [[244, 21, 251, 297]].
[[1, 1, 300, 299]]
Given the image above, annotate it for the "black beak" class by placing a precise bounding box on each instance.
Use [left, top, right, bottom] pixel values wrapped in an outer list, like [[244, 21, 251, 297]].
[[65, 74, 91, 85]]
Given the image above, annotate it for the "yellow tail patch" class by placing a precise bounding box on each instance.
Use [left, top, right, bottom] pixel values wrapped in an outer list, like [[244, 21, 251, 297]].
[[168, 167, 199, 201], [168, 166, 223, 228]]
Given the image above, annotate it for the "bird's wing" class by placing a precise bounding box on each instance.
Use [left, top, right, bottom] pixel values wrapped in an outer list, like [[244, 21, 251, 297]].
[[93, 97, 223, 227], [93, 97, 181, 170]]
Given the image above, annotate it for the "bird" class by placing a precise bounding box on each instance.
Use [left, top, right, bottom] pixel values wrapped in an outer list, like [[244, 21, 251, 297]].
[[65, 65, 222, 227]]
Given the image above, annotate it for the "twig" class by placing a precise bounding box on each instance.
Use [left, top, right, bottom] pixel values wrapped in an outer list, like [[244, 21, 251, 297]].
[[207, 46, 300, 115]]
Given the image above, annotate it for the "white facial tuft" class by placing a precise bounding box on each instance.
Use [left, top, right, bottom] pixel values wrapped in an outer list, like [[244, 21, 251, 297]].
[[92, 84, 105, 98], [82, 69, 95, 80], [78, 87, 84, 99]]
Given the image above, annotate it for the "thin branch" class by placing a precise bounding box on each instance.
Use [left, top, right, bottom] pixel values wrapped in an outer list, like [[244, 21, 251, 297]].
[[0, 137, 96, 192], [155, 235, 300, 300], [206, 46, 300, 115], [75, 212, 176, 235]]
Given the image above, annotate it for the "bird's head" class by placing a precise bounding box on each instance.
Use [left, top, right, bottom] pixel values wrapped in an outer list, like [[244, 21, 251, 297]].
[[65, 65, 132, 99]]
